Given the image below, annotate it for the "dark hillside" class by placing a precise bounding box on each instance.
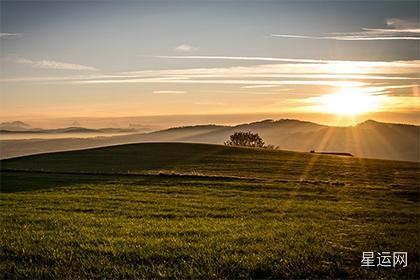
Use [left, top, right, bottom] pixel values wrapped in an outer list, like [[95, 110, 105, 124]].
[[2, 143, 418, 187]]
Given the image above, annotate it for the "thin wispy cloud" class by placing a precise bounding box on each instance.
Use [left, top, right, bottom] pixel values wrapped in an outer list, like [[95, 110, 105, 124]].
[[156, 55, 325, 63], [271, 34, 420, 41], [34, 60, 98, 71], [272, 18, 420, 40], [0, 32, 21, 38], [241, 85, 283, 89], [2, 59, 419, 84], [13, 57, 98, 71], [153, 90, 187, 94], [67, 58, 419, 101], [174, 44, 198, 52], [155, 55, 420, 71], [386, 18, 419, 29], [2, 55, 418, 100], [75, 78, 369, 88]]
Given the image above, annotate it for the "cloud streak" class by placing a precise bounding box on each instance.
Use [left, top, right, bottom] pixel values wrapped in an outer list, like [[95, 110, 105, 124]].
[[76, 78, 369, 87], [13, 57, 98, 71], [156, 55, 326, 63], [174, 44, 198, 52], [271, 34, 420, 41], [272, 18, 420, 41], [2, 58, 419, 84], [155, 56, 420, 71], [2, 55, 418, 100], [0, 33, 22, 38], [153, 90, 187, 94]]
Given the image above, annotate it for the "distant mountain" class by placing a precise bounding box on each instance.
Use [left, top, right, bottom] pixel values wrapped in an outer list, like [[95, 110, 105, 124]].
[[265, 119, 418, 162], [0, 121, 32, 131], [128, 123, 162, 132], [0, 126, 137, 134], [0, 119, 418, 162]]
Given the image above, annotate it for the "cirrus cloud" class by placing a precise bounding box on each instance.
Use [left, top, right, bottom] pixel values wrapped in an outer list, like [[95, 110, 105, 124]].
[[272, 18, 420, 41], [0, 33, 22, 38], [174, 44, 198, 52], [153, 90, 187, 94], [13, 57, 98, 71]]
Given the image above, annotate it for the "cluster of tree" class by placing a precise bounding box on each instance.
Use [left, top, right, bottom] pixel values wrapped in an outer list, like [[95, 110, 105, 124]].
[[224, 131, 278, 149]]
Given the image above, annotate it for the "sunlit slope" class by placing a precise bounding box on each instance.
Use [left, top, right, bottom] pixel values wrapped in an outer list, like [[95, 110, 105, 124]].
[[1, 142, 419, 278], [1, 142, 418, 187], [2, 119, 418, 161]]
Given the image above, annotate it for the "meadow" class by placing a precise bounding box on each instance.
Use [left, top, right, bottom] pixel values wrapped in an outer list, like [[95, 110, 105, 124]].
[[1, 143, 419, 279]]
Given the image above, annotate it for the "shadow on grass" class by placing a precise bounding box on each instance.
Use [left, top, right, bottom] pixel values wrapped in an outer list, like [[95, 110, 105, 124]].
[[0, 169, 258, 193], [0, 171, 113, 193]]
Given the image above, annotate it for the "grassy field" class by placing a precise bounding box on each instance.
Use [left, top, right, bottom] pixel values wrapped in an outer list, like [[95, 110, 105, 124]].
[[1, 143, 419, 279]]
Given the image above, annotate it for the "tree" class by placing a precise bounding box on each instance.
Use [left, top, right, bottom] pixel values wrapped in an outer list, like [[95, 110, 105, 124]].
[[224, 131, 265, 148]]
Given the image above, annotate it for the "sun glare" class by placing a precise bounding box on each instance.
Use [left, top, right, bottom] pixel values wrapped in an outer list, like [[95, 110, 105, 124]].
[[317, 87, 382, 116]]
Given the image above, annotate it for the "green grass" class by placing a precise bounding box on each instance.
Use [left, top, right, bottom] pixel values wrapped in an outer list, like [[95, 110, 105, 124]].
[[1, 143, 419, 279]]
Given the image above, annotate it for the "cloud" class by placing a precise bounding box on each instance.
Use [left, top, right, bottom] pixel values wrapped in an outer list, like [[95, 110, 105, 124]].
[[155, 56, 420, 72], [174, 44, 198, 52], [153, 90, 187, 94], [241, 85, 282, 89], [15, 58, 33, 64], [0, 33, 21, 38], [157, 55, 324, 63], [2, 55, 419, 100], [75, 78, 370, 87], [3, 58, 419, 84], [66, 57, 418, 100], [34, 60, 98, 71], [13, 57, 98, 71], [386, 18, 419, 29], [271, 34, 420, 41], [272, 18, 420, 41]]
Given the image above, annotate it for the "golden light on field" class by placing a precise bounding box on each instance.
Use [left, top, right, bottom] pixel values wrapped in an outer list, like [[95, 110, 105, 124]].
[[315, 87, 383, 116]]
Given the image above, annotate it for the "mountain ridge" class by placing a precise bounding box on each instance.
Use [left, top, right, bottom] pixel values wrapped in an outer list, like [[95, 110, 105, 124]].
[[0, 119, 418, 162], [0, 126, 137, 134]]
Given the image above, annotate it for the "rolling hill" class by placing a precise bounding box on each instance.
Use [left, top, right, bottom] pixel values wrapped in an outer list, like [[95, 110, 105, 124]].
[[1, 143, 419, 278], [1, 119, 419, 162], [2, 142, 418, 187]]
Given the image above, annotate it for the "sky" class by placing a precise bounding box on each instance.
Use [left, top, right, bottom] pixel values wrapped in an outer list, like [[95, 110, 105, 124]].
[[0, 0, 419, 127]]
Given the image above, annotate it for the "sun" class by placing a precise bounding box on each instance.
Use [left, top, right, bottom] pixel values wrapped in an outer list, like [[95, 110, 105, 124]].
[[317, 87, 382, 116]]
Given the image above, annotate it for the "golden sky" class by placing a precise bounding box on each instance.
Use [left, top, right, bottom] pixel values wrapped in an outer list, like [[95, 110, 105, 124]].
[[1, 1, 419, 126]]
